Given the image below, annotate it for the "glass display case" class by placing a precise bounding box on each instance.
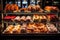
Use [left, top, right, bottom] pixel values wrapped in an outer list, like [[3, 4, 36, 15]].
[[0, 0, 60, 38]]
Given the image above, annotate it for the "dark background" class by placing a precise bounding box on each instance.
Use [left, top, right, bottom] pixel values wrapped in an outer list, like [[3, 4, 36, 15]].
[[2, 0, 60, 9]]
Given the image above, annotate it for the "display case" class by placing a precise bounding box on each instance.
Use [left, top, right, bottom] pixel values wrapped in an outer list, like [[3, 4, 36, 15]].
[[1, 0, 60, 38]]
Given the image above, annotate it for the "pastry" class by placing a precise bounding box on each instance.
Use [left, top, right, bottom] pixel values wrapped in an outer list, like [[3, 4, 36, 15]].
[[46, 23, 58, 33], [33, 14, 40, 20], [3, 25, 14, 34], [20, 16, 26, 21], [14, 16, 21, 21], [12, 24, 21, 34]]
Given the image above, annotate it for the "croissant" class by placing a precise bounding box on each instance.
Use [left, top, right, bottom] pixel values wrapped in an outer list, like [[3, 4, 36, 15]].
[[3, 25, 14, 34], [12, 25, 21, 34]]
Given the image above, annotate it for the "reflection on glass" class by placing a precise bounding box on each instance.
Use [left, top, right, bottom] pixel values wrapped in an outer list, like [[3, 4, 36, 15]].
[[30, 0, 35, 6], [22, 0, 28, 8], [18, 2, 21, 7], [5, 1, 12, 4], [53, 1, 59, 5], [15, 0, 21, 7], [9, 2, 12, 4], [37, 0, 41, 4]]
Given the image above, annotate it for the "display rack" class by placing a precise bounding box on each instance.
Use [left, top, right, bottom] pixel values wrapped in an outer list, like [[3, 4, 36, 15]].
[[1, 12, 59, 33]]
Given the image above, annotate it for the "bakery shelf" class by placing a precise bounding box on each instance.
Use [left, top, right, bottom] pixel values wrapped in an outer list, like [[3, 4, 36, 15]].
[[3, 21, 47, 24], [3, 20, 59, 24], [3, 12, 58, 15], [3, 20, 59, 25]]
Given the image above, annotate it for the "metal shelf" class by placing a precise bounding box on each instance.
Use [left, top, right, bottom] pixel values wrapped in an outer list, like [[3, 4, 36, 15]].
[[3, 21, 47, 24], [3, 20, 58, 24], [3, 12, 58, 15]]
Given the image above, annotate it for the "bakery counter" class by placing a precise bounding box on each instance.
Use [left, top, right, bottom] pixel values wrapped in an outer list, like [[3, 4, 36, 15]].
[[1, 33, 60, 40], [1, 33, 60, 36], [1, 33, 60, 39]]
